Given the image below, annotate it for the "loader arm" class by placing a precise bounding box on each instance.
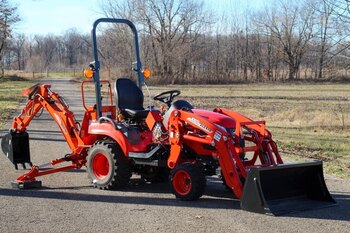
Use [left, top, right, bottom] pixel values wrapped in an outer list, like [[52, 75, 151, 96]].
[[214, 108, 283, 165], [12, 84, 85, 153]]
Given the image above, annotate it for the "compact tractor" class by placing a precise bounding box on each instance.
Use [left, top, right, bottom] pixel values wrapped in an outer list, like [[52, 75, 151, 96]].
[[1, 18, 336, 215]]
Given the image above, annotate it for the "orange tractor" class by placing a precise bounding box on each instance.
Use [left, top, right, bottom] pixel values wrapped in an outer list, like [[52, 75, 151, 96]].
[[1, 18, 335, 215]]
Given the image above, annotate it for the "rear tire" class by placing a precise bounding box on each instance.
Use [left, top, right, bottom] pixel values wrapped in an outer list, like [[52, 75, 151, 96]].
[[170, 163, 206, 201], [87, 140, 131, 190]]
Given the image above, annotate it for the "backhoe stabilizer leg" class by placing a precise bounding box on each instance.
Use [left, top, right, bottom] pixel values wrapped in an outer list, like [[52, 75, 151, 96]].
[[11, 165, 42, 189], [11, 180, 42, 189], [10, 157, 81, 189]]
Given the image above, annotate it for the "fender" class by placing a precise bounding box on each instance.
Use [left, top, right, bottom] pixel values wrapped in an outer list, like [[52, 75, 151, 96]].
[[88, 122, 129, 156]]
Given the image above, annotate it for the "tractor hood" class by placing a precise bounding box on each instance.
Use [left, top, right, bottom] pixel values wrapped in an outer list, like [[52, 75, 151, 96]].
[[192, 109, 236, 128]]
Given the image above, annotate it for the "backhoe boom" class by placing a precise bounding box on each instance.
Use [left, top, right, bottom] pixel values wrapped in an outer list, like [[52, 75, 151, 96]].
[[12, 84, 84, 153]]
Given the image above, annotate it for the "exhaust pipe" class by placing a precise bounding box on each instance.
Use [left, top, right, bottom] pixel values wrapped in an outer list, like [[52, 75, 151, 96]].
[[240, 161, 336, 215]]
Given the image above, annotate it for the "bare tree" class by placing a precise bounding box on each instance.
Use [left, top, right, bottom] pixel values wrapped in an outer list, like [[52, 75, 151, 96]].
[[315, 0, 334, 79], [97, 26, 135, 79], [0, 0, 19, 77], [308, 0, 350, 79], [64, 29, 83, 67], [32, 35, 59, 74], [258, 0, 315, 80], [4, 0, 350, 83], [102, 0, 211, 83], [12, 33, 25, 70]]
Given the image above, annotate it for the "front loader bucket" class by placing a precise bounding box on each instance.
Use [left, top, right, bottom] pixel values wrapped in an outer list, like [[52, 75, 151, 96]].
[[1, 131, 32, 169], [240, 161, 336, 216]]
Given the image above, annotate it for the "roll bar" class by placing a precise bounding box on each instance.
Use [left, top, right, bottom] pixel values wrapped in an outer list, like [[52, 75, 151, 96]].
[[90, 18, 144, 118]]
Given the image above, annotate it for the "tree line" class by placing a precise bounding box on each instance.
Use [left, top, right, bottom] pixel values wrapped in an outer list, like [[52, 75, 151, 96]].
[[1, 0, 350, 84]]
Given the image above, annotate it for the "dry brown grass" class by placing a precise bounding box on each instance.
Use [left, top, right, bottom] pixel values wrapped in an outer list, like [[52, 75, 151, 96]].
[[0, 76, 34, 128]]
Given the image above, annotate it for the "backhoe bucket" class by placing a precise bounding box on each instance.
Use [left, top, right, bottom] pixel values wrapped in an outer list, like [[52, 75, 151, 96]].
[[1, 131, 32, 169], [240, 161, 336, 215]]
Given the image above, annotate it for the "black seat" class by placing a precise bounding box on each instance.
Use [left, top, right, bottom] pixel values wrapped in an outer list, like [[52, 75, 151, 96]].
[[114, 78, 149, 120], [162, 100, 194, 128], [172, 100, 194, 111]]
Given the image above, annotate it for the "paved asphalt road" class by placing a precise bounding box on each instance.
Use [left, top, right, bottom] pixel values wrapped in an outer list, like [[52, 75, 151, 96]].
[[0, 76, 349, 233]]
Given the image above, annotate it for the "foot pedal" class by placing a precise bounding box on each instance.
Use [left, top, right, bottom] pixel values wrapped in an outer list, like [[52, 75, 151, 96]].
[[11, 180, 42, 189]]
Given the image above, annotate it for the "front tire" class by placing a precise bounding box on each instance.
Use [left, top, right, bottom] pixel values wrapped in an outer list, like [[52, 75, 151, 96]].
[[87, 140, 131, 190], [170, 163, 206, 201]]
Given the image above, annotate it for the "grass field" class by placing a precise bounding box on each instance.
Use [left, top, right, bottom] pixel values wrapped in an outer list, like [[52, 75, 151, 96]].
[[1, 76, 349, 180], [0, 76, 34, 128]]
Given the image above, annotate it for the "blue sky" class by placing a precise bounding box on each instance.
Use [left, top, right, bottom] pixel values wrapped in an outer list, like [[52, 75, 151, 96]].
[[13, 0, 103, 35], [13, 0, 271, 36]]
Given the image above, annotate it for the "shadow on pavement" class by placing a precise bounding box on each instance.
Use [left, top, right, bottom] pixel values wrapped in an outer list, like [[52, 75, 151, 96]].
[[0, 177, 348, 220], [0, 185, 240, 210], [285, 192, 350, 221]]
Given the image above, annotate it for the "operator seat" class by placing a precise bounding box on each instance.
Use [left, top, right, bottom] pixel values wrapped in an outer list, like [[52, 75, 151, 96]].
[[114, 78, 149, 120]]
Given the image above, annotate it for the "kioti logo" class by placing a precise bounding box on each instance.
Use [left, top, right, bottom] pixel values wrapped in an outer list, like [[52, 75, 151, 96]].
[[186, 117, 212, 133]]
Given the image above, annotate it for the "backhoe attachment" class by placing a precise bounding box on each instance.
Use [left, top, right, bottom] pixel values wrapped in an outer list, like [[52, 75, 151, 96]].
[[1, 83, 87, 188]]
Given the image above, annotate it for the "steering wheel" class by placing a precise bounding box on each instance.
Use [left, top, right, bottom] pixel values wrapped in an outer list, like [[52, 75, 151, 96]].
[[153, 90, 181, 107]]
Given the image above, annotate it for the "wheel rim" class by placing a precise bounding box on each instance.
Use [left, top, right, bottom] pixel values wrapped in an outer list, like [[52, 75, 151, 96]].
[[173, 170, 192, 195], [92, 153, 110, 179]]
